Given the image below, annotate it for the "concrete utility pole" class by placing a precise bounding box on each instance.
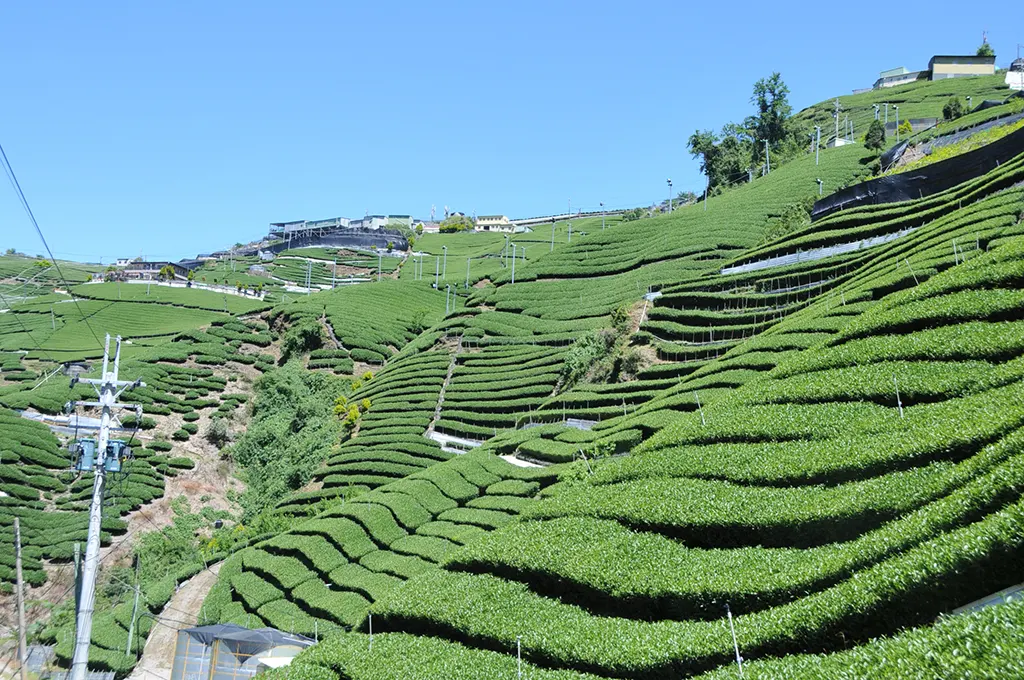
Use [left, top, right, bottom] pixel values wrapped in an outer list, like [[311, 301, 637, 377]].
[[833, 98, 842, 145], [667, 179, 673, 212], [125, 556, 141, 654], [14, 518, 27, 680], [70, 335, 144, 680]]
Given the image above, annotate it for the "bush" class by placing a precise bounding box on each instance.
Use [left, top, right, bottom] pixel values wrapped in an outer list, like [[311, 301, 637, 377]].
[[181, 423, 199, 435], [206, 419, 232, 448], [171, 429, 190, 441], [943, 96, 965, 121], [864, 119, 886, 150]]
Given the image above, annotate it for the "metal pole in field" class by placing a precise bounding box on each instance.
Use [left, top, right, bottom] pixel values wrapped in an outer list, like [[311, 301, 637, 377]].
[[567, 222, 572, 244], [70, 335, 144, 680], [511, 244, 516, 284], [873, 104, 880, 120], [332, 258, 337, 289], [894, 105, 900, 142], [817, 178, 823, 196], [442, 245, 447, 280], [884, 103, 889, 125], [14, 518, 27, 680], [125, 556, 141, 654], [764, 141, 770, 174], [726, 605, 744, 677], [551, 220, 556, 252], [667, 178, 673, 212], [377, 252, 382, 283], [434, 256, 439, 289], [465, 258, 471, 289], [600, 202, 605, 230], [445, 284, 450, 314], [516, 636, 522, 679]]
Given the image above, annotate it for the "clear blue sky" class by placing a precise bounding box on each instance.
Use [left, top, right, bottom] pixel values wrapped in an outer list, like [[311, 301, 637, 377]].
[[1, 1, 1016, 262]]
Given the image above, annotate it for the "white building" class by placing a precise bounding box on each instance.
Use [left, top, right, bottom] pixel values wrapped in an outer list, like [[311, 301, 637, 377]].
[[474, 215, 519, 233], [1007, 58, 1024, 91]]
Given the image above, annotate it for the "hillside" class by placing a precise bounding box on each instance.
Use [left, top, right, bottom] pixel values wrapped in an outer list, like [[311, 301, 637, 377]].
[[2, 72, 1023, 680]]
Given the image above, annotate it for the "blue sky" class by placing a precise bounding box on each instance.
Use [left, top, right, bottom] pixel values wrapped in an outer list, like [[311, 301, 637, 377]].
[[1, 1, 1016, 262]]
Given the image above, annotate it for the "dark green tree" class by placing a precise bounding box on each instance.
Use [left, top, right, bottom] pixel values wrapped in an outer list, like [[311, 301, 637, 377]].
[[977, 42, 995, 57], [865, 119, 887, 150], [746, 72, 792, 166], [943, 97, 965, 121]]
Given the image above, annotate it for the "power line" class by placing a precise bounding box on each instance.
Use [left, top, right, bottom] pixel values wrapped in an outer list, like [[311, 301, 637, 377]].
[[0, 141, 104, 351]]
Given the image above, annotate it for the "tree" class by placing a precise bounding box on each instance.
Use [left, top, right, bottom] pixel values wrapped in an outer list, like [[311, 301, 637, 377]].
[[898, 119, 913, 138], [4, 248, 14, 255], [187, 269, 195, 284], [747, 72, 792, 165], [865, 119, 887, 151], [415, 224, 424, 235], [236, 280, 242, 292], [158, 265, 176, 281], [943, 97, 965, 121], [439, 215, 474, 233], [977, 42, 995, 58]]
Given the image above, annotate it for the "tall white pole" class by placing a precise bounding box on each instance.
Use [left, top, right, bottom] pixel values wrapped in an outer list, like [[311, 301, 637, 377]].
[[550, 222, 556, 252], [14, 518, 27, 680], [71, 335, 142, 680], [764, 141, 770, 174], [442, 246, 447, 280], [465, 258, 471, 289], [434, 256, 439, 289], [600, 202, 605, 230], [377, 252, 382, 283], [332, 258, 337, 289]]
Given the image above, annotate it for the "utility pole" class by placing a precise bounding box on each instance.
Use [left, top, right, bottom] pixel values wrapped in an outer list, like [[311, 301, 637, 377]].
[[511, 244, 516, 284], [833, 98, 842, 145], [70, 335, 144, 680], [667, 178, 673, 212], [125, 556, 141, 654], [14, 518, 28, 680]]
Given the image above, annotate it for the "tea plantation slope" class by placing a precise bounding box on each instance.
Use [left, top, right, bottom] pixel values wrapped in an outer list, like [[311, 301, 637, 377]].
[[349, 233, 1024, 678], [500, 158, 1024, 463], [200, 451, 557, 637]]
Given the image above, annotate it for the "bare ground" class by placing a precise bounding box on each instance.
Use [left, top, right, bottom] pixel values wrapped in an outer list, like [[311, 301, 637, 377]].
[[125, 563, 223, 680]]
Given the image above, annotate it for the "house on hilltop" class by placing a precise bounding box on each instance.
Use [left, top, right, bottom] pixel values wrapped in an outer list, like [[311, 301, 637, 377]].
[[873, 66, 925, 89], [475, 215, 518, 233], [928, 54, 996, 80], [1007, 58, 1024, 91]]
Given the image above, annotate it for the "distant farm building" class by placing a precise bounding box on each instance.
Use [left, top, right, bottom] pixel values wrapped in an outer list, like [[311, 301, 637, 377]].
[[873, 66, 926, 89], [1008, 58, 1024, 91], [475, 215, 519, 233], [928, 55, 996, 80]]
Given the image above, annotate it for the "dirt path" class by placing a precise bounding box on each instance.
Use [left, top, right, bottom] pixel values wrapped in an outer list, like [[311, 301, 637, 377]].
[[126, 563, 222, 680]]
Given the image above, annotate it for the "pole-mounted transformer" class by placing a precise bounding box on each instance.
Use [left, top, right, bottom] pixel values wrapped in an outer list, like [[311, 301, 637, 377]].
[[68, 334, 145, 680]]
